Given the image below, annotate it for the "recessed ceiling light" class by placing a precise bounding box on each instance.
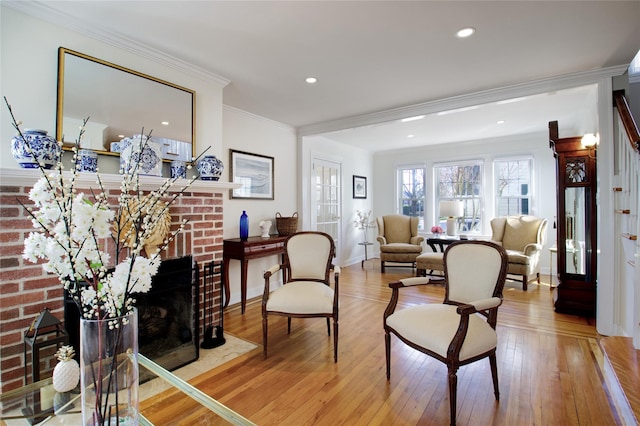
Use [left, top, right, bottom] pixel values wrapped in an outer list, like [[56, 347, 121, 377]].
[[305, 77, 318, 84], [118, 134, 125, 138], [401, 115, 425, 123], [497, 120, 505, 125], [161, 121, 169, 126], [407, 134, 415, 138], [456, 27, 476, 38]]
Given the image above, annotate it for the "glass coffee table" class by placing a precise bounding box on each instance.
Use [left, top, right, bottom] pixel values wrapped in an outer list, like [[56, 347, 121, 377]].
[[0, 354, 255, 425]]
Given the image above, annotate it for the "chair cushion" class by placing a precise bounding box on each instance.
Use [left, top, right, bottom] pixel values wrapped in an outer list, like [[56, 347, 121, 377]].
[[502, 216, 542, 252], [266, 281, 334, 314], [505, 250, 531, 266], [383, 216, 412, 243], [416, 253, 444, 270], [386, 304, 497, 361], [379, 243, 423, 254]]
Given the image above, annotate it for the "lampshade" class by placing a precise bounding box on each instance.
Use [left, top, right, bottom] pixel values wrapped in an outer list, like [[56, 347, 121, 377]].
[[439, 200, 464, 218], [440, 200, 464, 237], [581, 133, 599, 148]]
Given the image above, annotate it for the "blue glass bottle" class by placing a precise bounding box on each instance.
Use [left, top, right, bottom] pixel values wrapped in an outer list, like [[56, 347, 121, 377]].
[[240, 210, 249, 240]]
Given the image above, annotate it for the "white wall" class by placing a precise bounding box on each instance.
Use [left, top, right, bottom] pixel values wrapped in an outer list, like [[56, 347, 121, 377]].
[[1, 7, 225, 172], [371, 131, 558, 274], [222, 106, 297, 305], [0, 7, 299, 308]]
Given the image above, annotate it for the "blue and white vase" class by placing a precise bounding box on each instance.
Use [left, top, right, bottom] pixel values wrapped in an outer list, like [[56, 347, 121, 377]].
[[171, 160, 187, 179], [119, 135, 163, 176], [77, 149, 98, 173], [196, 155, 224, 181], [11, 129, 61, 169]]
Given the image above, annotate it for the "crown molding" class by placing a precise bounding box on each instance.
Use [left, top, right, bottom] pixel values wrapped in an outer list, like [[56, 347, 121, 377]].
[[223, 105, 295, 133], [3, 0, 230, 87], [298, 65, 629, 137]]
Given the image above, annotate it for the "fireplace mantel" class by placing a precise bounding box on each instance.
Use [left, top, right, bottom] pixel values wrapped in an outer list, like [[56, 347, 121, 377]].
[[0, 168, 241, 193], [0, 167, 233, 392]]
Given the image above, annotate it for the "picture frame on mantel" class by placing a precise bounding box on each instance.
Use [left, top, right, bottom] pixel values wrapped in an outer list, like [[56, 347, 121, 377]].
[[353, 175, 367, 199], [230, 149, 275, 200]]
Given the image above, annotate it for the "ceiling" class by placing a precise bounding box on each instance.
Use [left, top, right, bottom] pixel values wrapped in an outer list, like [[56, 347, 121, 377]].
[[8, 1, 640, 151]]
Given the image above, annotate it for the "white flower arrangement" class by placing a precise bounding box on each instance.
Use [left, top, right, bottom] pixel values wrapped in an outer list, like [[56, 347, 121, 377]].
[[6, 97, 203, 322], [354, 209, 372, 230]]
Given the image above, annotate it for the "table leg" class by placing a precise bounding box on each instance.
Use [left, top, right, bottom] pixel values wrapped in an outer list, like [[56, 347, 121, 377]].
[[222, 257, 231, 308], [240, 259, 248, 314]]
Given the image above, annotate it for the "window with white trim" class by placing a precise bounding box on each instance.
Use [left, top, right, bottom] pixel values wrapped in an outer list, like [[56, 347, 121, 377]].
[[435, 161, 483, 234], [397, 166, 425, 231], [494, 158, 532, 216]]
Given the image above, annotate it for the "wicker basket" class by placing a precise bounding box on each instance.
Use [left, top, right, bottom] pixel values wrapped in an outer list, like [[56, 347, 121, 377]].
[[275, 212, 298, 236]]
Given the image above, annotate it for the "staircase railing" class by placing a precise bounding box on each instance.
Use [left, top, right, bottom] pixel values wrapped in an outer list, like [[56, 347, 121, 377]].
[[612, 90, 639, 349]]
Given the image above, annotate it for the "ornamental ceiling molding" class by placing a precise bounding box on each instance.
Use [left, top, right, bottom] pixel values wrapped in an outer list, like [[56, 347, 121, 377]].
[[298, 65, 628, 138]]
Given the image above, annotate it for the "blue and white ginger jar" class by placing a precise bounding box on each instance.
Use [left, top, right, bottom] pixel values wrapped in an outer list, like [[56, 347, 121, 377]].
[[119, 135, 163, 176], [171, 160, 187, 179], [11, 129, 61, 169], [197, 155, 223, 181], [78, 149, 98, 173]]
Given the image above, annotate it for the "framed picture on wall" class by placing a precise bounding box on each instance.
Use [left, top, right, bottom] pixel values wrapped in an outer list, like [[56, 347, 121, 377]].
[[230, 149, 275, 199], [353, 175, 367, 199]]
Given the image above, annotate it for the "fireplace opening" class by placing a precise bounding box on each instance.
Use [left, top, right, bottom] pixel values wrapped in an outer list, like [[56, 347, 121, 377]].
[[64, 255, 200, 373]]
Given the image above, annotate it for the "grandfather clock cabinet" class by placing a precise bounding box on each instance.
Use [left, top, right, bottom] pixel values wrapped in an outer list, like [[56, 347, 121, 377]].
[[549, 121, 597, 317]]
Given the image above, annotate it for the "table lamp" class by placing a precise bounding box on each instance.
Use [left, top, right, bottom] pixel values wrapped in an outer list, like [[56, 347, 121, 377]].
[[440, 200, 464, 236]]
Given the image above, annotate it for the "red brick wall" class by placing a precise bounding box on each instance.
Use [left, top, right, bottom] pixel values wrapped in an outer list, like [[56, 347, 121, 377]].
[[0, 172, 226, 392]]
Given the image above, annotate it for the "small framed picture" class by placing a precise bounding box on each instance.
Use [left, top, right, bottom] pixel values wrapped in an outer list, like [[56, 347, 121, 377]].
[[230, 150, 275, 200], [353, 175, 367, 199]]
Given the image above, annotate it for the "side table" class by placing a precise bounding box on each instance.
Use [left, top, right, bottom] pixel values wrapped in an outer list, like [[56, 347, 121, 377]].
[[223, 235, 287, 314], [549, 246, 557, 291], [357, 242, 374, 268], [426, 236, 461, 252]]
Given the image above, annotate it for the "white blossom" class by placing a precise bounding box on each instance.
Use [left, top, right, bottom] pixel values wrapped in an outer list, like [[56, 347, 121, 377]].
[[16, 115, 198, 320]]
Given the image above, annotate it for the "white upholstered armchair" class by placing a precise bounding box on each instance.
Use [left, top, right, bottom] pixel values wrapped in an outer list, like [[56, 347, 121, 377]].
[[262, 231, 340, 362], [376, 215, 424, 273], [490, 215, 548, 291], [384, 240, 508, 426]]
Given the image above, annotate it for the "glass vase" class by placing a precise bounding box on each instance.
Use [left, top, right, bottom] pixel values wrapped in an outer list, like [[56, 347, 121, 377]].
[[80, 309, 139, 425], [240, 210, 249, 240]]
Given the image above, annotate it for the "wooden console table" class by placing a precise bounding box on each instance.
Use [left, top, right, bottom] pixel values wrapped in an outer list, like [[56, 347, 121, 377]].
[[223, 235, 288, 314]]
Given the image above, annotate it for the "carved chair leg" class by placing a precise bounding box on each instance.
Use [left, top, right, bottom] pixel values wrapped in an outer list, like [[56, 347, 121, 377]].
[[536, 272, 540, 284], [522, 275, 528, 291], [448, 367, 458, 426], [381, 261, 386, 273], [262, 316, 268, 359], [326, 318, 331, 336], [287, 316, 292, 334], [489, 353, 500, 400], [385, 331, 391, 380]]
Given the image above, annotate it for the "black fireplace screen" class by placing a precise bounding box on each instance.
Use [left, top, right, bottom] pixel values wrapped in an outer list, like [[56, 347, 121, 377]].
[[64, 256, 200, 372]]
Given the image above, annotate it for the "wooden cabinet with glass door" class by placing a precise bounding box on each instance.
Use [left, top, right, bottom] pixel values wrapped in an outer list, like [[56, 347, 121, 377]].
[[549, 121, 597, 316]]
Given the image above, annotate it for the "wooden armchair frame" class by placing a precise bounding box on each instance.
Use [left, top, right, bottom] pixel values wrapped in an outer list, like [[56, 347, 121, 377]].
[[384, 240, 508, 425], [262, 231, 340, 362]]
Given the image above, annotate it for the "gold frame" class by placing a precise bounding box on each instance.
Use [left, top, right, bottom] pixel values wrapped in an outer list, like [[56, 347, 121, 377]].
[[56, 47, 196, 157]]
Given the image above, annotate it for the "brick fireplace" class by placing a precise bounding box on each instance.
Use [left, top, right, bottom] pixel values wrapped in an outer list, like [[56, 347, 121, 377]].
[[0, 168, 235, 392]]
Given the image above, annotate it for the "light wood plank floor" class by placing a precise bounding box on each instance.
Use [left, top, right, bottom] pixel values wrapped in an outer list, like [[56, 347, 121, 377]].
[[141, 261, 636, 425]]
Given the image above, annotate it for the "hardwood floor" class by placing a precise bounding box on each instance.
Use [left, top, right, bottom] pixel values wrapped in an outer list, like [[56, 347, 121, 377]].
[[141, 261, 637, 425]]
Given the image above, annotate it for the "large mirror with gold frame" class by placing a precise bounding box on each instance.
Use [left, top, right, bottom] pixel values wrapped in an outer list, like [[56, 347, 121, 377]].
[[56, 47, 195, 161]]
